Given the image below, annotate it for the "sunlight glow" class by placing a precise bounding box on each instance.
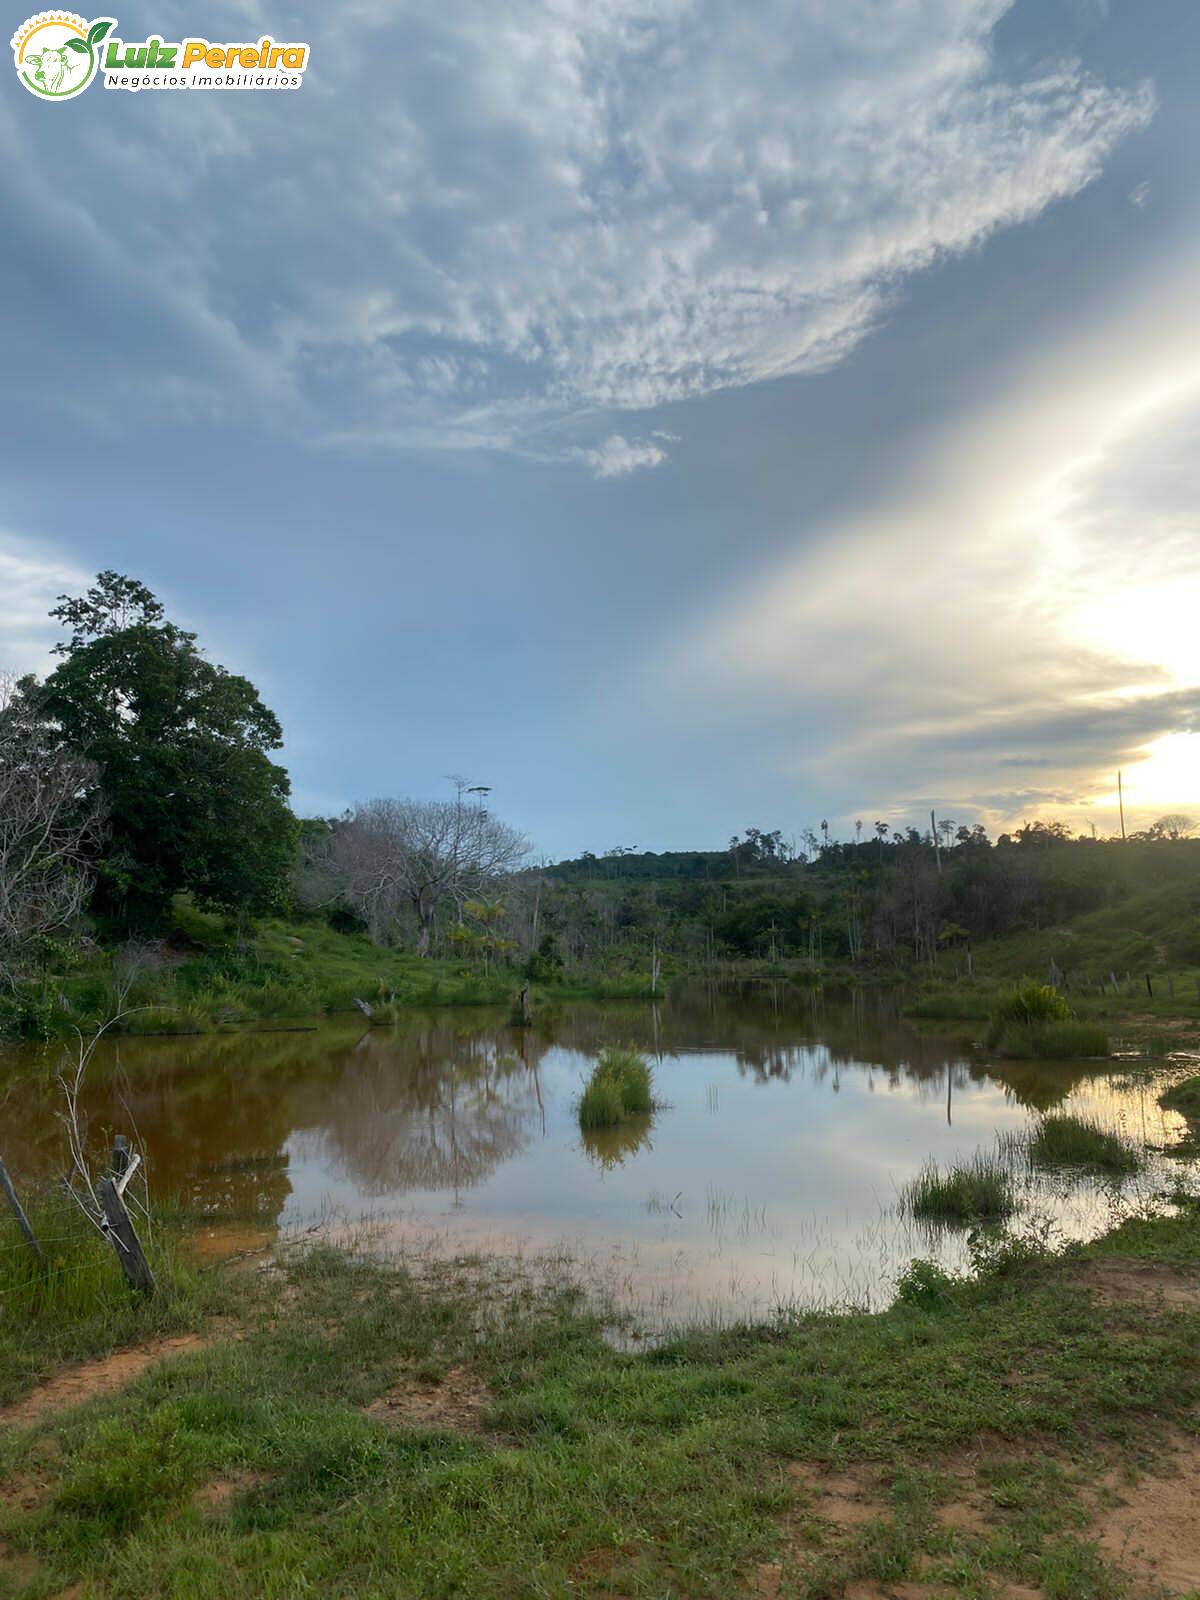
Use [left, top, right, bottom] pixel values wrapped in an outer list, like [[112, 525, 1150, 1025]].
[[1068, 576, 1200, 688], [1088, 731, 1200, 829]]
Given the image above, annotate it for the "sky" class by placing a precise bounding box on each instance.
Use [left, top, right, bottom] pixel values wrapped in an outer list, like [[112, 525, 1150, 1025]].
[[2, 0, 1198, 859]]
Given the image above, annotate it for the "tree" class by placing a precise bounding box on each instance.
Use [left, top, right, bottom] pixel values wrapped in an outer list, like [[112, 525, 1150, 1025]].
[[0, 672, 103, 983], [36, 571, 296, 927], [331, 794, 529, 955], [1146, 814, 1195, 842]]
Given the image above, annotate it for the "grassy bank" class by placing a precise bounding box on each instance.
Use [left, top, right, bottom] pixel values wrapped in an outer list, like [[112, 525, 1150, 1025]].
[[0, 1195, 222, 1408], [0, 904, 658, 1042], [2, 1196, 1199, 1598]]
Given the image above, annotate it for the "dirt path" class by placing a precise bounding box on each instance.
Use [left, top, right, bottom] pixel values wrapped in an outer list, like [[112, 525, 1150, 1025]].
[[0, 1334, 209, 1429]]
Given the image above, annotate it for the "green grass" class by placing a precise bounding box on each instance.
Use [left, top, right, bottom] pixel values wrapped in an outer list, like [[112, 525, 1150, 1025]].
[[991, 1019, 1110, 1059], [577, 1046, 654, 1130], [1028, 1115, 1141, 1176], [0, 903, 662, 1041], [0, 1193, 220, 1406], [1, 1203, 1199, 1599], [901, 1157, 1015, 1226]]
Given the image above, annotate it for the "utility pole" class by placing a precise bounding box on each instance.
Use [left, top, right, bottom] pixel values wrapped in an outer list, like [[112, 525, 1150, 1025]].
[[1118, 770, 1126, 842]]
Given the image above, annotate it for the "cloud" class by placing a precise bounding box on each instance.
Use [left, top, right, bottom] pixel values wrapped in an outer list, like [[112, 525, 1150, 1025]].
[[2, 0, 1153, 469], [651, 260, 1200, 832], [574, 434, 669, 477], [0, 535, 87, 677]]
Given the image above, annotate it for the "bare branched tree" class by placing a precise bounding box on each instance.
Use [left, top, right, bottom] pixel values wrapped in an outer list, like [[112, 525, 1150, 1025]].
[[0, 672, 104, 986], [331, 795, 530, 955]]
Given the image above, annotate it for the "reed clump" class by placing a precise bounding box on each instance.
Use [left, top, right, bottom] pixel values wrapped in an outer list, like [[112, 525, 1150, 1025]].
[[1030, 1114, 1140, 1175], [902, 1156, 1014, 1226], [578, 1047, 654, 1131]]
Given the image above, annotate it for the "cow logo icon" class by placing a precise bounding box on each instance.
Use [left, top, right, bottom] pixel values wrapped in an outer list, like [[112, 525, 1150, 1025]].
[[11, 11, 114, 99]]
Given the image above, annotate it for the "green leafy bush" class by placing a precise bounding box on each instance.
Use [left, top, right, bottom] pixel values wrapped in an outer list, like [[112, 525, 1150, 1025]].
[[986, 982, 1073, 1046], [895, 1258, 956, 1310], [0, 983, 59, 1039]]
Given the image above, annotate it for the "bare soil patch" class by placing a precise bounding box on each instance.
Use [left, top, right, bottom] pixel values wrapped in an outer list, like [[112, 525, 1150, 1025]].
[[365, 1365, 492, 1435], [841, 1584, 957, 1599], [1093, 1431, 1200, 1596], [0, 1471, 48, 1513], [0, 1334, 209, 1428], [0, 1541, 41, 1588], [192, 1470, 272, 1516], [1071, 1258, 1200, 1312], [786, 1461, 889, 1527]]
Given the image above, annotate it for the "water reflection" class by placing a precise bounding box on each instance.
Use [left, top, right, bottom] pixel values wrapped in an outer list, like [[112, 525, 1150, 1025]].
[[290, 1028, 546, 1198], [581, 1114, 655, 1170], [0, 984, 1190, 1322]]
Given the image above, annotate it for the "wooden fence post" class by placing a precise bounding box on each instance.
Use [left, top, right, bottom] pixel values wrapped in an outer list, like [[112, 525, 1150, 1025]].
[[0, 1157, 44, 1267], [98, 1138, 154, 1295], [111, 1134, 131, 1179]]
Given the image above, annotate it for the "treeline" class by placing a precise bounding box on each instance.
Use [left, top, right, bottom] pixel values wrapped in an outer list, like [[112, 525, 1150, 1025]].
[[533, 819, 1200, 970], [3, 570, 1197, 1030]]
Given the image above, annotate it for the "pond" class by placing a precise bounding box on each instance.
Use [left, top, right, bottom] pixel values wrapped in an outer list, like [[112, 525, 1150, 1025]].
[[1, 985, 1194, 1325]]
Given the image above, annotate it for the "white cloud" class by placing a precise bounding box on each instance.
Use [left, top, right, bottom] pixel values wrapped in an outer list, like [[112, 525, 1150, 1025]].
[[574, 434, 669, 477], [0, 535, 87, 677], [4, 0, 1153, 468]]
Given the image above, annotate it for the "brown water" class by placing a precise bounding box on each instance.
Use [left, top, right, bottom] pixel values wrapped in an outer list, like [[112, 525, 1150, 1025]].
[[2, 985, 1194, 1324]]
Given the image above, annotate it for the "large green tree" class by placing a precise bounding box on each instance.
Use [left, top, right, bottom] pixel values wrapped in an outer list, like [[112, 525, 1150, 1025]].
[[37, 571, 296, 927]]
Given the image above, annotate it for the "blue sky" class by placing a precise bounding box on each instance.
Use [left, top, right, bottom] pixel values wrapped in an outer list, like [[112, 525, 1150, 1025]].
[[3, 0, 1199, 858]]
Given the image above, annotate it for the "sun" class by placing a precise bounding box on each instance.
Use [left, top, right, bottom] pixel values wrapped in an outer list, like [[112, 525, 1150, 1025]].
[[1120, 732, 1200, 811], [1068, 575, 1200, 691]]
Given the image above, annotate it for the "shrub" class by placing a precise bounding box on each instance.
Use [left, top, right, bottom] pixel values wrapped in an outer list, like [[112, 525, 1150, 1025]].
[[578, 1047, 654, 1131], [986, 982, 1073, 1047], [0, 983, 58, 1039], [895, 1258, 957, 1310], [1030, 1114, 1140, 1175], [902, 1157, 1014, 1226]]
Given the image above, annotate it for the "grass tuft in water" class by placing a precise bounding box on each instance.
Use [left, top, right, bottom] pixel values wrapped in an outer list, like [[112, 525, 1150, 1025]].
[[1029, 1114, 1140, 1175], [578, 1046, 654, 1130], [1160, 1074, 1200, 1121], [992, 1018, 1109, 1058], [901, 1157, 1014, 1226]]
